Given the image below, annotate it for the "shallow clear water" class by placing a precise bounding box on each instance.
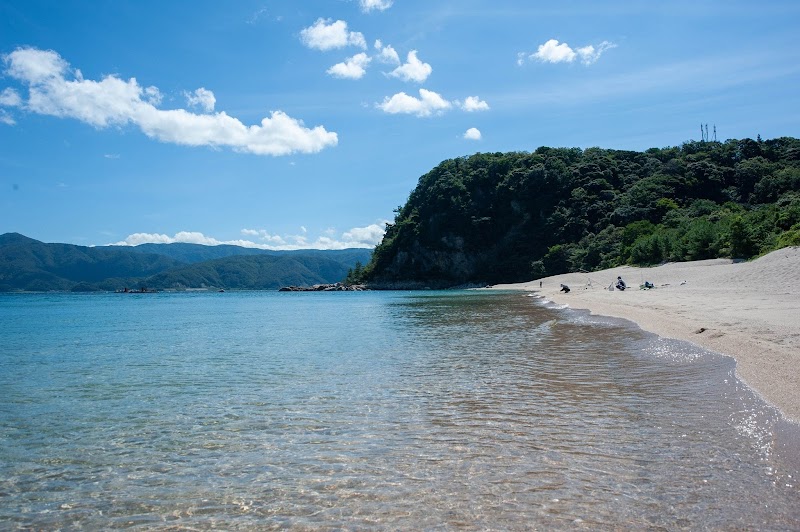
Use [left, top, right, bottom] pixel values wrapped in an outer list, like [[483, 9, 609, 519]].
[[0, 290, 798, 530]]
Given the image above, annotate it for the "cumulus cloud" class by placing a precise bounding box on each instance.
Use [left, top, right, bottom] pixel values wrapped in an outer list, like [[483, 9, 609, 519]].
[[360, 0, 392, 12], [460, 95, 489, 112], [114, 230, 290, 248], [374, 40, 400, 64], [377, 89, 452, 117], [575, 41, 617, 65], [342, 223, 386, 246], [184, 87, 215, 112], [534, 39, 576, 63], [0, 87, 22, 107], [463, 127, 481, 140], [115, 231, 228, 246], [327, 53, 372, 79], [377, 91, 488, 118], [3, 47, 337, 156], [519, 39, 616, 66], [388, 50, 432, 83], [111, 224, 387, 250], [299, 18, 366, 51], [6, 47, 68, 82], [239, 229, 289, 247]]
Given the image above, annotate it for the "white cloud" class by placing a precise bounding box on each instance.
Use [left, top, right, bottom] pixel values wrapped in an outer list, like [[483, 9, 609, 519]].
[[576, 41, 617, 65], [374, 40, 400, 64], [464, 127, 481, 140], [377, 88, 452, 117], [115, 230, 289, 248], [3, 47, 337, 156], [143, 86, 162, 106], [116, 231, 225, 246], [460, 95, 489, 112], [0, 87, 22, 107], [111, 224, 386, 251], [5, 47, 68, 82], [534, 39, 576, 63], [360, 0, 392, 12], [299, 18, 366, 51], [240, 229, 288, 246], [0, 90, 18, 124], [388, 50, 432, 83], [1, 110, 16, 125], [342, 223, 386, 246], [327, 53, 371, 79], [185, 87, 215, 112], [521, 39, 616, 65]]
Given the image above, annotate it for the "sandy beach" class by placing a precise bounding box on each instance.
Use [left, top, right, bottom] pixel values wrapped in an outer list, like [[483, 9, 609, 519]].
[[492, 246, 800, 423]]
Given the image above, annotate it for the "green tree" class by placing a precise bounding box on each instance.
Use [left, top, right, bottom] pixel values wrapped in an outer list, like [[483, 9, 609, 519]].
[[728, 216, 757, 258]]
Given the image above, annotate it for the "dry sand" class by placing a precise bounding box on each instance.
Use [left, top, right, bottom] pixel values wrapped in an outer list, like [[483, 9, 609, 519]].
[[492, 246, 800, 423]]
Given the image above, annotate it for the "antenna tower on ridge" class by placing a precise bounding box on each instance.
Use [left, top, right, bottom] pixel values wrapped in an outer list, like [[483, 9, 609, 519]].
[[700, 123, 711, 142]]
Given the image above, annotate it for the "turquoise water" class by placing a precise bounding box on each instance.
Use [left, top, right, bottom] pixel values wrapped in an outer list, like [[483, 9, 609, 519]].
[[1, 290, 798, 529]]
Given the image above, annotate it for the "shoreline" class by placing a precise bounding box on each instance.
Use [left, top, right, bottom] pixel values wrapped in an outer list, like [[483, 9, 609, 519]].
[[491, 247, 800, 423]]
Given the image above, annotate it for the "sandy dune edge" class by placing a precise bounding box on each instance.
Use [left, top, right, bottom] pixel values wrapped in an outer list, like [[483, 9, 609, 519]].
[[491, 247, 800, 423]]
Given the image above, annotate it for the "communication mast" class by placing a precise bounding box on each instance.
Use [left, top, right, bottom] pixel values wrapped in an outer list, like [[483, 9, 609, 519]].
[[699, 123, 717, 142]]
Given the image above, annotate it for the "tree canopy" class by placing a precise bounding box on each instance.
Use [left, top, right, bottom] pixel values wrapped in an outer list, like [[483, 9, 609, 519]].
[[361, 137, 800, 286]]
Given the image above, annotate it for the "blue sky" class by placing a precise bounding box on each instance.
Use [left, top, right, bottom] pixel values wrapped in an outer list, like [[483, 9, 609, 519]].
[[2, 0, 799, 249]]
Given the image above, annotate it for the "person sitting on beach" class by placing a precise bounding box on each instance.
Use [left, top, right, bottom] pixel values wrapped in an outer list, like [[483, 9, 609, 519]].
[[559, 284, 570, 293], [615, 276, 627, 291]]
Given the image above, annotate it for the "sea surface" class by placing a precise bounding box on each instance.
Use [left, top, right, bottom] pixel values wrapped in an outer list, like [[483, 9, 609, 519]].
[[1, 290, 798, 530]]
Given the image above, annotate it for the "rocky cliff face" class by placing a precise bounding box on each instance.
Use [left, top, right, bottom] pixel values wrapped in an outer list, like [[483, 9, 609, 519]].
[[369, 237, 492, 288]]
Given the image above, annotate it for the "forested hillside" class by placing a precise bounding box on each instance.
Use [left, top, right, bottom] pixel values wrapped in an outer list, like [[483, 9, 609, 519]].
[[364, 137, 800, 287], [128, 242, 372, 266], [0, 233, 183, 291], [145, 254, 357, 291], [0, 234, 372, 291]]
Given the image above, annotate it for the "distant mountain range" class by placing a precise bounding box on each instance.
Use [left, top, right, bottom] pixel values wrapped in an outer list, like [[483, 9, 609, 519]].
[[0, 233, 372, 292]]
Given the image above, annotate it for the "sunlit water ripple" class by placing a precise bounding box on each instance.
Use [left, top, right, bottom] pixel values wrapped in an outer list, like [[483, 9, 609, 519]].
[[1, 291, 798, 530]]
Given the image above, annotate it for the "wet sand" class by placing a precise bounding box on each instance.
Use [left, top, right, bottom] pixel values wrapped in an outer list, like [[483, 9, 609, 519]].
[[492, 247, 800, 423]]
